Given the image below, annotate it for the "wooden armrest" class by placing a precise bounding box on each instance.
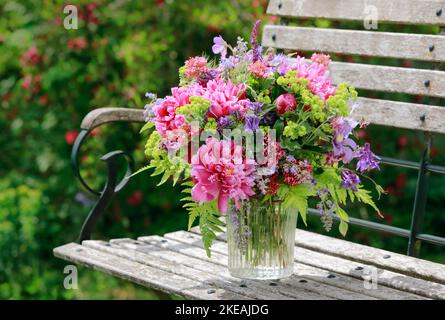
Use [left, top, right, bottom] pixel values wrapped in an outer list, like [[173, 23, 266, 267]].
[[80, 107, 145, 130]]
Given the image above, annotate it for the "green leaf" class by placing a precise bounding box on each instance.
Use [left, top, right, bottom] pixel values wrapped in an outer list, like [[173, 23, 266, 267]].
[[335, 206, 349, 222], [339, 220, 348, 237], [355, 187, 382, 217], [139, 122, 154, 134], [283, 185, 316, 226]]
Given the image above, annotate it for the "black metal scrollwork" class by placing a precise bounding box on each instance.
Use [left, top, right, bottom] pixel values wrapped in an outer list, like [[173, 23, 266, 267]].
[[71, 129, 135, 243]]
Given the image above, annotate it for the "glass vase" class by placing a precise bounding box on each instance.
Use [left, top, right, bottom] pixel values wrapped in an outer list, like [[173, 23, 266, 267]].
[[226, 199, 297, 280]]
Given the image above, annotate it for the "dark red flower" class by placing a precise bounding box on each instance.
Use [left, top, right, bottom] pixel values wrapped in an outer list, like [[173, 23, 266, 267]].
[[275, 93, 297, 115], [397, 135, 408, 148], [65, 130, 79, 145], [127, 190, 143, 206], [395, 173, 407, 188], [38, 95, 49, 106]]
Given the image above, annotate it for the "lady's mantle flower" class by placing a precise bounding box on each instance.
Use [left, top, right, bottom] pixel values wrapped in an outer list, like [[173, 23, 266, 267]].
[[185, 56, 208, 79], [355, 143, 380, 172], [212, 36, 228, 58], [191, 138, 256, 214], [341, 170, 360, 191]]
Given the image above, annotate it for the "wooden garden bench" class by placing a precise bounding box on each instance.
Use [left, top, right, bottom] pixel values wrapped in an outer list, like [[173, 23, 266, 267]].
[[54, 0, 445, 299]]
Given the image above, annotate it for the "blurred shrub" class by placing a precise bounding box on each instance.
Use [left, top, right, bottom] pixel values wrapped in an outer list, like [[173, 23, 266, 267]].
[[0, 0, 269, 299]]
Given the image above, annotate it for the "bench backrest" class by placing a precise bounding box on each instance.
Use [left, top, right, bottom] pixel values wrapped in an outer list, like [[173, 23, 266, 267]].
[[262, 0, 445, 256], [262, 0, 445, 134]]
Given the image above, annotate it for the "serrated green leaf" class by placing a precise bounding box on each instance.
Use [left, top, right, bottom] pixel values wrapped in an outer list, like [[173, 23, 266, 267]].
[[336, 206, 349, 222]]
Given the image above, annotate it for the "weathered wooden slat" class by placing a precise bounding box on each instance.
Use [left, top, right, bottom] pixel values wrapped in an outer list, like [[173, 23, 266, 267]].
[[353, 97, 445, 134], [138, 235, 373, 300], [53, 243, 248, 300], [327, 61, 445, 98], [267, 0, 445, 25], [81, 107, 145, 130], [82, 239, 289, 300], [262, 26, 445, 62], [104, 238, 336, 300], [183, 229, 445, 299], [188, 227, 425, 300], [293, 229, 445, 285]]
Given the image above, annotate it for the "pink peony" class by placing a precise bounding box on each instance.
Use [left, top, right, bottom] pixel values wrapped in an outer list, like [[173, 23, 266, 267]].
[[275, 93, 297, 115], [202, 78, 249, 118], [191, 138, 256, 214], [152, 85, 203, 136], [185, 56, 208, 79], [291, 56, 336, 101]]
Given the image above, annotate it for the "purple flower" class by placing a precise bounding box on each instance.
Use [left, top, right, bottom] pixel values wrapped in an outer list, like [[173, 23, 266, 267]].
[[269, 53, 290, 75], [341, 171, 361, 191], [143, 98, 163, 122], [212, 36, 227, 58], [355, 143, 380, 172], [219, 56, 239, 70], [230, 110, 243, 121], [244, 114, 261, 131], [145, 92, 156, 100], [261, 111, 276, 126], [246, 101, 263, 114], [332, 117, 358, 163], [217, 116, 233, 131], [250, 20, 262, 62], [198, 69, 219, 86]]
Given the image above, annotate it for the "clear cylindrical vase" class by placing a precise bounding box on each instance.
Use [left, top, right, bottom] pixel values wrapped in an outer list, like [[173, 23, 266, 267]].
[[226, 200, 297, 280]]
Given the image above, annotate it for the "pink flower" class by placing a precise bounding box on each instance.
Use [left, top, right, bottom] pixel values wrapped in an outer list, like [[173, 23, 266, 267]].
[[191, 138, 256, 214], [291, 56, 336, 101], [20, 46, 40, 67], [185, 56, 208, 79], [248, 60, 269, 78], [311, 53, 331, 67], [152, 85, 203, 136], [202, 79, 249, 118], [275, 93, 297, 115]]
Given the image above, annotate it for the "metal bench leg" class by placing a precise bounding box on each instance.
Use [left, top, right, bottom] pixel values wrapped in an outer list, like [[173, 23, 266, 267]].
[[407, 132, 432, 257]]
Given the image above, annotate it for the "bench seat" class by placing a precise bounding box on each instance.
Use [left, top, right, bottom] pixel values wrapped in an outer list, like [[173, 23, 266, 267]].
[[54, 227, 445, 300]]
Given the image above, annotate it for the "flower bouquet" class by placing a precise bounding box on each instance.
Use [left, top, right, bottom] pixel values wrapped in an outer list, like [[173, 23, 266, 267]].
[[138, 21, 383, 280]]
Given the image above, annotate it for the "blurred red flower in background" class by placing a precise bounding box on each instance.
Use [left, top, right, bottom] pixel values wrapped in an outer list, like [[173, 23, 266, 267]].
[[20, 46, 40, 67], [127, 190, 143, 206], [68, 37, 88, 50], [65, 130, 79, 145]]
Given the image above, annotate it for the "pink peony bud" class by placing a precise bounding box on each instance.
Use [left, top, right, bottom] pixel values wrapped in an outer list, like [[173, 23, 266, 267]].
[[275, 93, 297, 115]]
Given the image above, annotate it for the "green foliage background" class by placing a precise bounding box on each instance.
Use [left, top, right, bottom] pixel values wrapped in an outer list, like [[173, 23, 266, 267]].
[[0, 0, 444, 299]]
